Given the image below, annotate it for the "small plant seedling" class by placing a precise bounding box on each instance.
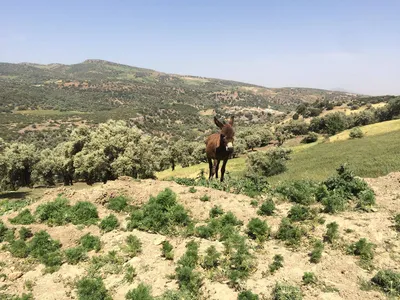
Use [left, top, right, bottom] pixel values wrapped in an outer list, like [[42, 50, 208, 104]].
[[124, 235, 142, 257], [324, 222, 339, 244], [247, 218, 270, 243], [124, 266, 137, 283], [161, 241, 174, 260], [201, 245, 221, 269], [209, 205, 224, 218], [189, 187, 197, 193], [250, 200, 259, 207], [269, 254, 284, 274], [310, 240, 324, 263], [257, 199, 275, 216]]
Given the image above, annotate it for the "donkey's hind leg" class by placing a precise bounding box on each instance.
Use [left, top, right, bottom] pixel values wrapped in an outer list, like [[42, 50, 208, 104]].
[[208, 157, 214, 179]]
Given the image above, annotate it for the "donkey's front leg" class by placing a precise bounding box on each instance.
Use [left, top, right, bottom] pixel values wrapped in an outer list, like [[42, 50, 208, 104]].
[[220, 158, 228, 182], [215, 160, 220, 179]]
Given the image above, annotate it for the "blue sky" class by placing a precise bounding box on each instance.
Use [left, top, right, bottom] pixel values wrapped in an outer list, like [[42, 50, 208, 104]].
[[1, 0, 399, 95]]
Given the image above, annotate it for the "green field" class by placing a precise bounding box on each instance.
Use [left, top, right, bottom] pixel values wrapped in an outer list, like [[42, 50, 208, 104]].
[[157, 128, 400, 185]]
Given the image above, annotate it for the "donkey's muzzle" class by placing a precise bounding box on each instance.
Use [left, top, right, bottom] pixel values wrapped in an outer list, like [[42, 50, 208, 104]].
[[226, 142, 234, 152]]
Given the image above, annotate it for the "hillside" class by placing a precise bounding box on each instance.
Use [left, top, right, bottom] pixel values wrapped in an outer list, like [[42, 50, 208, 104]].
[[0, 173, 399, 299], [0, 59, 359, 141]]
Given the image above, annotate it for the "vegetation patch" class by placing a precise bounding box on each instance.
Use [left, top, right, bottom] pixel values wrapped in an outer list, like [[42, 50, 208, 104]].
[[99, 214, 119, 232], [275, 180, 318, 205], [79, 233, 101, 252], [347, 238, 375, 268], [310, 240, 324, 263], [127, 188, 191, 235], [106, 195, 128, 212], [125, 283, 154, 300], [123, 234, 142, 257], [276, 218, 304, 246], [324, 222, 339, 244], [65, 246, 87, 265], [18, 227, 33, 241], [201, 245, 221, 270], [246, 218, 270, 242], [238, 290, 259, 300], [371, 269, 400, 297], [161, 241, 174, 260], [35, 196, 70, 226], [195, 211, 243, 241], [302, 272, 317, 285], [76, 276, 112, 300], [70, 201, 99, 225], [257, 199, 275, 216], [9, 209, 35, 225], [269, 254, 284, 274], [272, 283, 302, 300]]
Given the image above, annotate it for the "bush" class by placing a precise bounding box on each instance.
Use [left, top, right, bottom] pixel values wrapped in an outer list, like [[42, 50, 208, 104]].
[[247, 218, 270, 242], [19, 227, 33, 241], [357, 189, 376, 211], [124, 235, 142, 257], [310, 240, 324, 263], [99, 214, 119, 232], [238, 290, 259, 300], [106, 196, 128, 212], [65, 246, 87, 264], [70, 201, 99, 225], [201, 245, 220, 269], [127, 188, 191, 234], [287, 205, 311, 222], [124, 266, 137, 283], [321, 192, 347, 214], [209, 205, 224, 218], [10, 240, 30, 258], [371, 269, 400, 296], [28, 230, 61, 259], [257, 199, 275, 216], [76, 276, 112, 300], [200, 194, 210, 202], [276, 218, 303, 246], [161, 241, 174, 260], [302, 272, 317, 285], [324, 222, 339, 244], [41, 251, 63, 272], [347, 238, 375, 262], [301, 132, 318, 144], [79, 233, 101, 252], [349, 127, 364, 139], [272, 283, 302, 300], [125, 283, 154, 300], [35, 196, 70, 226], [9, 209, 35, 225], [269, 254, 284, 274], [246, 148, 292, 178], [276, 180, 317, 205]]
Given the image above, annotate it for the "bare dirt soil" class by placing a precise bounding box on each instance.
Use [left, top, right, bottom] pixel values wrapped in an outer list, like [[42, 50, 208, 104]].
[[0, 173, 399, 299]]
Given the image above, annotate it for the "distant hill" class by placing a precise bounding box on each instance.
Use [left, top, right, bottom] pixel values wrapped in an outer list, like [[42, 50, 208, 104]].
[[0, 59, 364, 141]]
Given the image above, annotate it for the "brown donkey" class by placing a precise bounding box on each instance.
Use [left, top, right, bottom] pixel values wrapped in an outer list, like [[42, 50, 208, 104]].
[[205, 116, 235, 182]]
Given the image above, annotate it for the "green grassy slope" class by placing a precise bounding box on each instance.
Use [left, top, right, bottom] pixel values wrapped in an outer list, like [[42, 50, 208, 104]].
[[157, 128, 400, 185]]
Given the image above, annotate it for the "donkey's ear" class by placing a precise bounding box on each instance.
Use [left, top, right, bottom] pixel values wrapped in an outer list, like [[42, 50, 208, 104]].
[[228, 116, 234, 126], [214, 116, 224, 129]]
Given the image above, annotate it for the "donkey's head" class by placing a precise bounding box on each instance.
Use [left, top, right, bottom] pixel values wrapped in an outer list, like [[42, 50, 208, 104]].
[[214, 116, 235, 152]]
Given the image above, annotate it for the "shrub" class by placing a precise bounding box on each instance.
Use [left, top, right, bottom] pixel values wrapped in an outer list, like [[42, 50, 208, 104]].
[[201, 245, 220, 269], [324, 222, 339, 244], [321, 192, 347, 214], [19, 227, 33, 241], [0, 220, 8, 242], [395, 214, 400, 232], [9, 209, 35, 225], [79, 233, 101, 252], [189, 187, 197, 193], [371, 269, 400, 296], [247, 218, 270, 242], [276, 180, 317, 205], [4, 228, 16, 243], [209, 205, 224, 218], [246, 148, 292, 178], [269, 254, 284, 274], [238, 290, 259, 300], [272, 283, 302, 300], [106, 196, 128, 212], [99, 214, 119, 232], [65, 246, 87, 264], [124, 235, 142, 257], [10, 240, 30, 258], [124, 266, 137, 283], [349, 127, 364, 139], [41, 251, 63, 272], [276, 218, 303, 246], [35, 196, 70, 226], [301, 132, 318, 144], [257, 199, 275, 216], [125, 283, 154, 300], [76, 276, 112, 300], [161, 241, 174, 260], [310, 240, 324, 263], [302, 272, 317, 285], [127, 188, 191, 234], [200, 194, 210, 202], [28, 230, 61, 259], [347, 238, 375, 262], [357, 189, 376, 211], [287, 205, 311, 222], [70, 201, 99, 225]]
